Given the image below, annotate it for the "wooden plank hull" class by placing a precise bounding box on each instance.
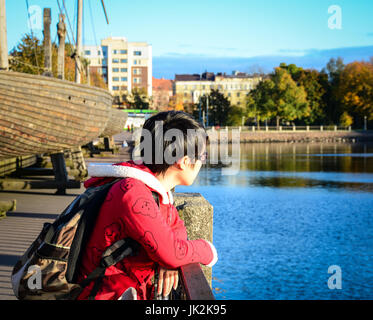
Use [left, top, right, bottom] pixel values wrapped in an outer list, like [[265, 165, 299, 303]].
[[0, 71, 117, 159], [100, 108, 128, 137]]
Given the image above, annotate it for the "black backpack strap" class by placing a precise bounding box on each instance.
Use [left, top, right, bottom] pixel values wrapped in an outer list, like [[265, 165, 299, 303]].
[[151, 191, 160, 208], [78, 238, 139, 300]]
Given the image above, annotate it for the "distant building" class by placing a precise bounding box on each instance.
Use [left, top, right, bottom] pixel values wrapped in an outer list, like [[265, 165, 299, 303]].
[[83, 37, 152, 102], [173, 71, 262, 107], [152, 77, 173, 110]]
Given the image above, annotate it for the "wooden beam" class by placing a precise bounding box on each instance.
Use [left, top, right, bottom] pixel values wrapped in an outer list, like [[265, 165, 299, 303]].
[[42, 8, 52, 77], [57, 13, 66, 79], [50, 152, 69, 194], [75, 0, 83, 83], [0, 0, 8, 70], [0, 179, 80, 190], [179, 263, 215, 300]]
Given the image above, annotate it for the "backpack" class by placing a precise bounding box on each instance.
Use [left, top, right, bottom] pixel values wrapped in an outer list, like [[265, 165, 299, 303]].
[[11, 178, 160, 300]]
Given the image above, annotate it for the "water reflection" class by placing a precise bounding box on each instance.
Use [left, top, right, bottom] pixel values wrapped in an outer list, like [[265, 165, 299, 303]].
[[199, 142, 373, 193]]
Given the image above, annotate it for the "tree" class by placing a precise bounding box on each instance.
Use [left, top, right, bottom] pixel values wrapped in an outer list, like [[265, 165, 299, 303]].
[[9, 34, 44, 74], [125, 88, 150, 110], [89, 69, 108, 89], [279, 63, 327, 124], [246, 79, 276, 127], [297, 69, 327, 124], [321, 57, 345, 124], [271, 68, 309, 126], [336, 61, 373, 124], [8, 33, 99, 86], [203, 89, 231, 126], [247, 68, 309, 127], [226, 105, 245, 126]]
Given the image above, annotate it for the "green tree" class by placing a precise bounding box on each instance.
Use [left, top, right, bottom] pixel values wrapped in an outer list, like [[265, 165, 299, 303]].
[[247, 68, 309, 127], [246, 79, 276, 127], [206, 89, 231, 126], [321, 57, 345, 124], [125, 88, 150, 109], [9, 33, 96, 86], [226, 105, 245, 126], [9, 34, 44, 74], [297, 69, 327, 124], [279, 63, 327, 124]]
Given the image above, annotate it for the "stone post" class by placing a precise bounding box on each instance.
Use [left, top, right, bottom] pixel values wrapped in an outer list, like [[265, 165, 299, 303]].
[[173, 193, 214, 287]]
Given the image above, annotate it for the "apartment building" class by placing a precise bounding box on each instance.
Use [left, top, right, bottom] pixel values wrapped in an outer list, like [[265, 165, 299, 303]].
[[83, 37, 152, 100], [174, 71, 262, 107]]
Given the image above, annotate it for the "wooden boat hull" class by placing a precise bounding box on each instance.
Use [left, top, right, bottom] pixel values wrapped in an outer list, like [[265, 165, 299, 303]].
[[0, 71, 123, 159], [100, 108, 128, 137]]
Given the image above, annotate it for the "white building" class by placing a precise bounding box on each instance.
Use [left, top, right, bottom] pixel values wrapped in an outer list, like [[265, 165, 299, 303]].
[[83, 37, 152, 99]]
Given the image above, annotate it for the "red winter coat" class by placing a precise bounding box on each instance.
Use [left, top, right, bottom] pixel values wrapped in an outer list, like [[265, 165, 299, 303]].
[[76, 161, 217, 300]]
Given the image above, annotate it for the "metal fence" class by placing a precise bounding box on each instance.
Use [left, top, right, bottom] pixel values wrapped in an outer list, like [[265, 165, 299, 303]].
[[206, 125, 352, 132]]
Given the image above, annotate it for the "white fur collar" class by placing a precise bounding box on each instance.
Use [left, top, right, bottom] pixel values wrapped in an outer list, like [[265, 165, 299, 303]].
[[87, 163, 173, 205]]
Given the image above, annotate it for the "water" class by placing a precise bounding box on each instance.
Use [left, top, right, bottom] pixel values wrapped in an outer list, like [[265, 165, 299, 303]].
[[175, 143, 373, 300]]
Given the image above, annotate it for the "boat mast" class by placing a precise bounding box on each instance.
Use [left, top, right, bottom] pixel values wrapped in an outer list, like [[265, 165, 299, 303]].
[[75, 0, 83, 83], [0, 0, 8, 71]]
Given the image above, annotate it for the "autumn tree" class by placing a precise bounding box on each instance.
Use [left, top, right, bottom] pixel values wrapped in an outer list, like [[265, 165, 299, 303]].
[[336, 61, 373, 126]]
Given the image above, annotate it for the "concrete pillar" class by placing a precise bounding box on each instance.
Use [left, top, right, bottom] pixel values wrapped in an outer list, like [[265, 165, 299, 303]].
[[174, 193, 214, 287]]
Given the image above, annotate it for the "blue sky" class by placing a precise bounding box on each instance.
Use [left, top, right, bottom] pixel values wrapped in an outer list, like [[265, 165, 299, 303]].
[[4, 0, 373, 78]]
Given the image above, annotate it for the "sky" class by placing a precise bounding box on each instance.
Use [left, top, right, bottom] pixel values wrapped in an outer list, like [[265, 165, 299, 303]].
[[4, 0, 373, 78]]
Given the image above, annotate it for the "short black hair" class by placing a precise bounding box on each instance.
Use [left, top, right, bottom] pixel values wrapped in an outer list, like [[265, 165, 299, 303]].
[[134, 111, 206, 175]]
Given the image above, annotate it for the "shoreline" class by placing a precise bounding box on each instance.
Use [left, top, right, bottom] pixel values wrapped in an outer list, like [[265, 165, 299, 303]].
[[208, 130, 373, 143]]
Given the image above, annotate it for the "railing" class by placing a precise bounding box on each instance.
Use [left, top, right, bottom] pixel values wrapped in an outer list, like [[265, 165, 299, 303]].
[[178, 263, 215, 300], [207, 125, 352, 132]]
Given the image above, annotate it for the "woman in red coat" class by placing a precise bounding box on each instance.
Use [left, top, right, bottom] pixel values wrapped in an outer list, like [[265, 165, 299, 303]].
[[77, 111, 218, 300]]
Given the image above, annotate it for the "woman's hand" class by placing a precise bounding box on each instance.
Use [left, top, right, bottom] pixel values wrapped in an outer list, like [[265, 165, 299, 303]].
[[157, 267, 179, 298]]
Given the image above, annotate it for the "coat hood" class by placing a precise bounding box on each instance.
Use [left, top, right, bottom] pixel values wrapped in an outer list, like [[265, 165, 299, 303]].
[[84, 161, 173, 205]]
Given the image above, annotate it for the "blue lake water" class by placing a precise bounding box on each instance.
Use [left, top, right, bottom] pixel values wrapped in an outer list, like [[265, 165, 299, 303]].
[[175, 143, 373, 300]]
